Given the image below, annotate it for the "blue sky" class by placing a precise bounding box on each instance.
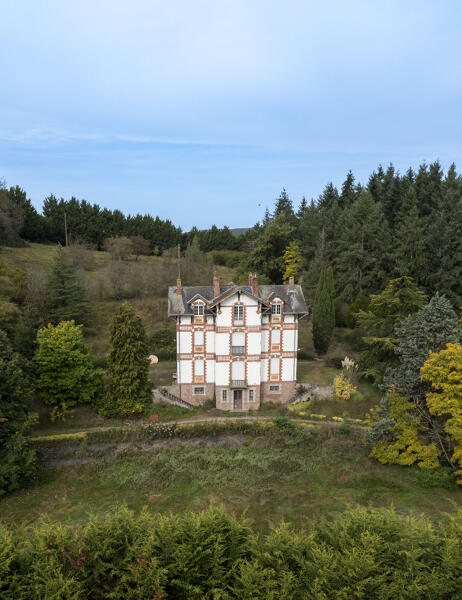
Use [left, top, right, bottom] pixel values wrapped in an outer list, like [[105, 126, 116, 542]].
[[1, 1, 461, 229]]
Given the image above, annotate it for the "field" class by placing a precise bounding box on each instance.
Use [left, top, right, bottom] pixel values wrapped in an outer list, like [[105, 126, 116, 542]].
[[2, 428, 462, 531], [2, 242, 429, 534]]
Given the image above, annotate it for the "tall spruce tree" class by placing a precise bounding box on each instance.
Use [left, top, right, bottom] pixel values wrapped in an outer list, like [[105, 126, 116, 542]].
[[101, 303, 150, 416], [335, 192, 390, 302], [45, 246, 89, 325], [312, 267, 335, 355]]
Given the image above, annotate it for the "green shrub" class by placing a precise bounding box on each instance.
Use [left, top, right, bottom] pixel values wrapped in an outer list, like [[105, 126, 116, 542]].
[[416, 466, 458, 490], [3, 505, 462, 598], [327, 356, 344, 369], [297, 350, 315, 360]]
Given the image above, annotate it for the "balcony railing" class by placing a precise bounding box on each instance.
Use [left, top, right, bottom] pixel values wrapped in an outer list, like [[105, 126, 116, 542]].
[[232, 346, 245, 356], [230, 379, 247, 388]]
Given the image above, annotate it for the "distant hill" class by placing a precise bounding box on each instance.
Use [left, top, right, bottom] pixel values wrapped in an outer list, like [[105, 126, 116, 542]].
[[230, 227, 249, 237]]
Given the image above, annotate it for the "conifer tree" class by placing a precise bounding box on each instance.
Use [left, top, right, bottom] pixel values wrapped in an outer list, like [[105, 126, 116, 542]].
[[0, 330, 37, 494], [335, 192, 389, 302], [102, 303, 150, 416], [312, 267, 335, 355], [45, 246, 88, 325], [14, 307, 41, 360], [392, 187, 427, 284]]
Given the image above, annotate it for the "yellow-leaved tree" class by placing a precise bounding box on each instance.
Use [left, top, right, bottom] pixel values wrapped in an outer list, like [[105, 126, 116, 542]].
[[282, 241, 302, 284], [421, 343, 462, 481], [369, 389, 440, 468]]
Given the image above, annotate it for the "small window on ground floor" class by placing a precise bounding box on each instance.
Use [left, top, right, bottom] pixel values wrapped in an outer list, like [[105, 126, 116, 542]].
[[193, 387, 204, 395], [248, 389, 255, 402], [269, 385, 280, 392], [222, 389, 228, 401]]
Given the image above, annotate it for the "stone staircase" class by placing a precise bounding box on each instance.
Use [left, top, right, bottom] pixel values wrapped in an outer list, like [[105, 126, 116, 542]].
[[154, 387, 195, 410]]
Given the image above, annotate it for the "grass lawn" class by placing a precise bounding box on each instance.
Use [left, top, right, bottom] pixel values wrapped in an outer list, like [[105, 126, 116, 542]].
[[2, 429, 461, 531]]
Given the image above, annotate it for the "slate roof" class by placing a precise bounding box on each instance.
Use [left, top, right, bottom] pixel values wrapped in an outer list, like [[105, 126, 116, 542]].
[[168, 283, 309, 317]]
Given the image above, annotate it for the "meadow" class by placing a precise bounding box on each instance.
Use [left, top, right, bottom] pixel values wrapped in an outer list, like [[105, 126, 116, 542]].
[[2, 427, 461, 531]]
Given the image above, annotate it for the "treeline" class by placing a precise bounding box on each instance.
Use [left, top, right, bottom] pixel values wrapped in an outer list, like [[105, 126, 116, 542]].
[[240, 162, 462, 308], [0, 183, 240, 254], [3, 504, 462, 598]]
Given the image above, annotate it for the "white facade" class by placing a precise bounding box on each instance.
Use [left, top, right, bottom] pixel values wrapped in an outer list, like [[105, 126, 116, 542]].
[[169, 276, 308, 410]]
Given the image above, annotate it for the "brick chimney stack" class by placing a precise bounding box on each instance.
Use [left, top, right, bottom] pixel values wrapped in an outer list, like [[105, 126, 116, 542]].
[[289, 276, 295, 291], [176, 277, 182, 295], [213, 269, 220, 297], [251, 273, 258, 296]]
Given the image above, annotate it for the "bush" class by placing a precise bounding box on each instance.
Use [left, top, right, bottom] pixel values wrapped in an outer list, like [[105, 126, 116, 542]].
[[4, 505, 462, 598], [416, 466, 458, 490], [297, 350, 315, 360], [326, 356, 344, 369], [333, 374, 357, 401]]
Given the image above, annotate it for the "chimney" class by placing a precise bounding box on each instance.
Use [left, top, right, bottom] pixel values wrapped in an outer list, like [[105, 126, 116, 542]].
[[248, 272, 253, 285], [213, 269, 220, 297], [176, 277, 182, 295], [251, 273, 258, 296], [289, 276, 295, 291]]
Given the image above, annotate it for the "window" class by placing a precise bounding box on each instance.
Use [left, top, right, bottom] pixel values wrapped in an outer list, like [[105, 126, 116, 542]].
[[194, 304, 204, 316], [233, 304, 244, 323], [270, 358, 280, 375], [271, 329, 281, 344], [194, 330, 204, 348], [269, 385, 280, 392], [193, 387, 204, 395], [222, 389, 228, 401], [248, 389, 255, 402], [271, 303, 281, 315], [232, 331, 245, 355], [194, 359, 204, 376]]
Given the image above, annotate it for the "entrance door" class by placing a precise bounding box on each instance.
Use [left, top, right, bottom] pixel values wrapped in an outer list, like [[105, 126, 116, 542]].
[[233, 389, 243, 410]]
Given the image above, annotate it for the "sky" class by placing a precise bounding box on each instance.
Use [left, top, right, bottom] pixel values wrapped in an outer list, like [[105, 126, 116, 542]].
[[1, 0, 461, 230]]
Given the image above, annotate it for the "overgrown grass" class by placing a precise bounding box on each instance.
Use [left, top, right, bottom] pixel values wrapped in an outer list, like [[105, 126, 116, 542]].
[[3, 429, 462, 530]]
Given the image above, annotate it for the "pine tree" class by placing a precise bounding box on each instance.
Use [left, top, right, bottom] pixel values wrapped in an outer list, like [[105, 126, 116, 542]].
[[45, 246, 89, 325], [102, 303, 150, 416], [392, 186, 427, 285], [439, 198, 462, 306], [303, 229, 328, 303], [14, 307, 41, 360], [312, 268, 334, 355], [335, 192, 390, 302]]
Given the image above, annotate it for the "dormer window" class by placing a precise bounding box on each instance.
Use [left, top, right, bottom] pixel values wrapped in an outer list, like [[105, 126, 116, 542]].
[[194, 305, 204, 316], [233, 304, 244, 324], [271, 303, 281, 315]]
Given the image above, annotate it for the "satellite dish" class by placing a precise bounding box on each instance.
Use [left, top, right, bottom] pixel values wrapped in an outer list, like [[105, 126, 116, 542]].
[[149, 355, 159, 364]]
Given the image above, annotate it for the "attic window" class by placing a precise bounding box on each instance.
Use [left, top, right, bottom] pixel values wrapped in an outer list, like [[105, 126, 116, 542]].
[[271, 303, 281, 315], [194, 305, 204, 316]]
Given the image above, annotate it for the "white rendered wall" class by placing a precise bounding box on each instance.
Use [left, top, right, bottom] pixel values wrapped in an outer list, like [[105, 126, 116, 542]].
[[216, 307, 232, 327], [260, 358, 268, 382], [247, 361, 260, 385], [215, 333, 229, 355], [245, 304, 260, 326], [247, 332, 261, 355], [282, 329, 296, 351], [178, 330, 192, 353], [282, 358, 296, 381], [205, 331, 215, 353], [178, 359, 192, 383], [261, 330, 268, 352], [206, 360, 215, 382], [215, 362, 229, 386]]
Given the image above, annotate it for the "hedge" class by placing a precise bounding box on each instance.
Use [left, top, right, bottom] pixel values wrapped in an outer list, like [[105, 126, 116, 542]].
[[2, 505, 462, 598]]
